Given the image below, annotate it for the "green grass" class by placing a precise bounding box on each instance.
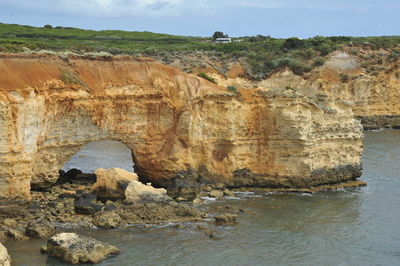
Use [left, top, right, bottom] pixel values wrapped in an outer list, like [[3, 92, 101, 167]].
[[197, 72, 217, 84], [1, 23, 400, 79]]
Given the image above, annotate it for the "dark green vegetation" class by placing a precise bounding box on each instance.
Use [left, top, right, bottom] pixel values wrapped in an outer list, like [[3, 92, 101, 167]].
[[1, 23, 400, 79], [197, 72, 217, 84]]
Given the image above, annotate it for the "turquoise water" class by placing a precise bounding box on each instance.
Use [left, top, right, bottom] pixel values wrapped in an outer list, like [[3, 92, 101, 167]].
[[6, 130, 400, 265]]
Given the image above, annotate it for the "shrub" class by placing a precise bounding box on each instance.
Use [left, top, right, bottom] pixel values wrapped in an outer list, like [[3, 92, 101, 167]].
[[313, 57, 325, 67], [340, 73, 349, 83], [283, 37, 304, 49], [43, 24, 53, 29], [213, 31, 227, 40], [319, 43, 334, 56], [227, 86, 237, 92], [60, 68, 86, 86], [198, 72, 217, 84], [227, 86, 241, 97]]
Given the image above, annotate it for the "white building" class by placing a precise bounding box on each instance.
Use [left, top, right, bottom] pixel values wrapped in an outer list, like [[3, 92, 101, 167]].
[[214, 38, 232, 43]]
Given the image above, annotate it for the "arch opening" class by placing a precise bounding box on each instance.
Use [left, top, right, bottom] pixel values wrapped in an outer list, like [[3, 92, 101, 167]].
[[62, 140, 134, 174], [53, 140, 136, 187]]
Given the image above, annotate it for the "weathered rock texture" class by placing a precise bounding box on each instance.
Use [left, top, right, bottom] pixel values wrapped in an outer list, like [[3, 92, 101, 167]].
[[125, 180, 170, 203], [44, 232, 119, 264], [93, 168, 138, 200], [0, 54, 362, 199], [182, 51, 400, 129], [0, 243, 11, 266]]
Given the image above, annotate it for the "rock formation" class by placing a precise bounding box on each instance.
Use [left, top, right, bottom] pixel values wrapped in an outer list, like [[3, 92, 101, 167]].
[[181, 51, 400, 129], [0, 54, 363, 199], [124, 180, 170, 203], [93, 168, 138, 200], [43, 232, 119, 264], [0, 243, 11, 266]]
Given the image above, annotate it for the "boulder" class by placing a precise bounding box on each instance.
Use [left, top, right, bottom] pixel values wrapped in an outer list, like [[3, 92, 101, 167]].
[[44, 232, 119, 264], [2, 219, 17, 228], [57, 168, 97, 184], [223, 189, 235, 197], [124, 181, 171, 203], [93, 211, 121, 229], [0, 243, 11, 266], [5, 229, 28, 241], [214, 213, 238, 226], [74, 193, 103, 215], [93, 168, 139, 200], [209, 190, 224, 198], [25, 220, 55, 239]]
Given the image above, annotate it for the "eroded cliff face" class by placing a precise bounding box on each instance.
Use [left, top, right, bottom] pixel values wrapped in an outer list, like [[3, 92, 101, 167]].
[[0, 54, 362, 199], [180, 50, 400, 129]]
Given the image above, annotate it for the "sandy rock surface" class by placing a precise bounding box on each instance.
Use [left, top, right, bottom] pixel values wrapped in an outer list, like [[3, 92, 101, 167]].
[[125, 181, 171, 203], [93, 168, 139, 200], [43, 232, 119, 264], [0, 243, 10, 266]]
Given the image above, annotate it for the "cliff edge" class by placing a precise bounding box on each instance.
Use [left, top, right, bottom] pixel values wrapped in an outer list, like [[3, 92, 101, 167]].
[[0, 54, 363, 199]]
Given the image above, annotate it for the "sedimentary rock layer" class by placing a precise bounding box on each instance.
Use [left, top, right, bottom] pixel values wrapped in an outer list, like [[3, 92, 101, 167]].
[[186, 51, 400, 129], [0, 54, 362, 198]]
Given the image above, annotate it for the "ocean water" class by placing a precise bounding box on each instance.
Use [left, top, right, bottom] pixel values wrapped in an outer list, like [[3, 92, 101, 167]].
[[6, 130, 400, 265]]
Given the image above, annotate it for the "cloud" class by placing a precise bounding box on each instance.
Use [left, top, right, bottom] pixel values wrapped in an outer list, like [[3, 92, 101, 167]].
[[2, 0, 399, 19], [0, 0, 187, 17]]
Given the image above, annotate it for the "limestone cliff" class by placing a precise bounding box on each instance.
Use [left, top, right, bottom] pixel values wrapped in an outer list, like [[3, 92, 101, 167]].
[[172, 50, 400, 129], [0, 54, 362, 199]]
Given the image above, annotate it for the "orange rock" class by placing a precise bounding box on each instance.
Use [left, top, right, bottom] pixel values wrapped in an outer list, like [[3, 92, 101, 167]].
[[0, 54, 363, 199]]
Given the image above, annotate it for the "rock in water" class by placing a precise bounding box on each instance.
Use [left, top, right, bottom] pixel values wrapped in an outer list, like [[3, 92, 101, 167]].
[[93, 168, 139, 200], [93, 211, 121, 229], [25, 220, 55, 239], [209, 190, 224, 198], [0, 243, 11, 266], [215, 214, 238, 226], [44, 232, 119, 264], [5, 229, 28, 241], [124, 181, 171, 203]]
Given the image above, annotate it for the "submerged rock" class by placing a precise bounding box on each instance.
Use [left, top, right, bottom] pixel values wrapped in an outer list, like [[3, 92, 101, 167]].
[[117, 202, 204, 224], [0, 243, 11, 266], [93, 168, 139, 200], [196, 225, 218, 239], [25, 220, 55, 239], [215, 214, 238, 226], [44, 232, 119, 264], [93, 211, 121, 229], [124, 181, 171, 203]]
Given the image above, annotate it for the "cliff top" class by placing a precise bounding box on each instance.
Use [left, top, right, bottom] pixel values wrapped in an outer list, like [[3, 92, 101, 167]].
[[1, 23, 400, 80]]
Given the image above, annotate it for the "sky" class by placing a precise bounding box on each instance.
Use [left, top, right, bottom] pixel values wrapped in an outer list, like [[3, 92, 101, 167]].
[[0, 0, 399, 38]]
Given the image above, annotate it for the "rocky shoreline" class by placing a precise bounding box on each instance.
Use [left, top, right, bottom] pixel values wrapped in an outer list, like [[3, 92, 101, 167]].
[[0, 167, 367, 264], [358, 116, 400, 130]]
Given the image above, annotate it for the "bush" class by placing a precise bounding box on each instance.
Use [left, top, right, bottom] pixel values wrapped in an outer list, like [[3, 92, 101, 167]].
[[227, 86, 237, 92], [340, 73, 349, 83], [227, 86, 241, 97], [319, 43, 334, 56], [60, 68, 86, 86], [283, 38, 304, 49], [43, 24, 53, 29], [198, 72, 217, 84], [313, 57, 325, 67]]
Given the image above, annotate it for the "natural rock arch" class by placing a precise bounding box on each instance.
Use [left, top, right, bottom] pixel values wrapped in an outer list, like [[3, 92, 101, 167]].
[[0, 55, 363, 199], [61, 140, 134, 174]]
